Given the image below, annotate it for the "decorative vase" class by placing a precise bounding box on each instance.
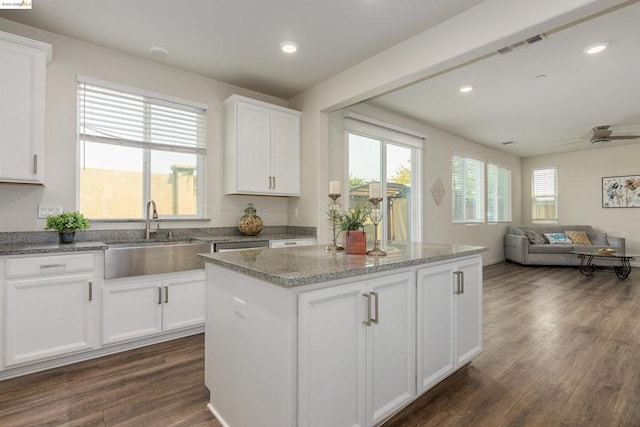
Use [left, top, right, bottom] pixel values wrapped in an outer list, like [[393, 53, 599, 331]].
[[345, 230, 366, 254], [238, 203, 263, 236], [59, 231, 76, 244]]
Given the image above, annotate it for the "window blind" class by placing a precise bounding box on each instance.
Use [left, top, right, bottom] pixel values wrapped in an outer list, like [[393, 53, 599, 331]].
[[78, 79, 207, 154], [532, 167, 557, 220], [452, 154, 484, 223], [487, 162, 512, 222]]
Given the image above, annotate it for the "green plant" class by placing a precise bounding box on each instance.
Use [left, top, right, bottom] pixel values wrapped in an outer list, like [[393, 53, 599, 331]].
[[45, 211, 90, 232], [339, 205, 370, 232]]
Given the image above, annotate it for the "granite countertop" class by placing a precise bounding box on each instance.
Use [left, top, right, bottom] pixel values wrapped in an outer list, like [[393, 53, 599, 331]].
[[0, 241, 109, 256], [0, 233, 315, 256], [200, 243, 486, 288]]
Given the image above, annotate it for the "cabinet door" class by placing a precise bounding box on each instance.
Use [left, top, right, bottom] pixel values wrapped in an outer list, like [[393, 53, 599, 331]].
[[5, 274, 95, 366], [102, 281, 163, 344], [162, 273, 205, 331], [236, 102, 271, 193], [416, 263, 455, 394], [298, 282, 367, 427], [270, 110, 300, 196], [367, 271, 415, 426], [0, 38, 47, 184], [454, 258, 483, 366]]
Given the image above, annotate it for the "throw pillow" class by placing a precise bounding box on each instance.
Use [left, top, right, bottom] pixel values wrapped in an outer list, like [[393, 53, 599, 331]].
[[523, 229, 546, 244], [589, 233, 608, 245], [544, 232, 572, 245], [565, 230, 592, 245]]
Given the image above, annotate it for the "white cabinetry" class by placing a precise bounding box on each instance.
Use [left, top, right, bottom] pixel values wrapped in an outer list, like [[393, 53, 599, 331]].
[[102, 271, 204, 345], [298, 270, 415, 427], [416, 256, 482, 394], [269, 237, 316, 248], [223, 95, 301, 196], [4, 253, 96, 367], [0, 31, 52, 184]]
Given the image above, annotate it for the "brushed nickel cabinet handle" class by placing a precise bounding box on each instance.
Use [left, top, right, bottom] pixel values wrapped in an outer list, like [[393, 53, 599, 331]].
[[33, 155, 38, 174], [363, 293, 372, 326], [454, 271, 462, 294], [158, 287, 162, 305], [460, 271, 465, 294], [273, 176, 276, 189], [88, 281, 93, 301], [164, 286, 169, 303], [40, 264, 65, 269], [370, 291, 379, 324]]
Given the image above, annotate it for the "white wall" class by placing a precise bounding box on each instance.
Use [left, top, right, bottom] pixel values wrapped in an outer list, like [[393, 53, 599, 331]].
[[289, 0, 616, 262], [329, 104, 522, 265], [0, 18, 292, 232], [522, 144, 640, 254]]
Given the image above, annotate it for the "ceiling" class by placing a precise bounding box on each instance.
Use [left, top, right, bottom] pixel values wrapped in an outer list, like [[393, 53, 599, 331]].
[[0, 0, 484, 99], [1, 1, 638, 158], [369, 1, 640, 157]]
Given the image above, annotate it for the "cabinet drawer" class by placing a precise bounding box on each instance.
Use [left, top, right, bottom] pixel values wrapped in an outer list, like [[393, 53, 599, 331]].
[[6, 253, 95, 278]]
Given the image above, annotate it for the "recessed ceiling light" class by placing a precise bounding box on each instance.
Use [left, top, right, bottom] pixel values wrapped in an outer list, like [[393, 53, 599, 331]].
[[280, 41, 298, 54], [583, 42, 609, 55], [150, 46, 170, 58], [459, 85, 474, 93]]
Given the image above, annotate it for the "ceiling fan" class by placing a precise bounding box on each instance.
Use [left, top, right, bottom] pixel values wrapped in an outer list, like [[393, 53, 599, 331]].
[[589, 125, 640, 143], [555, 125, 640, 145]]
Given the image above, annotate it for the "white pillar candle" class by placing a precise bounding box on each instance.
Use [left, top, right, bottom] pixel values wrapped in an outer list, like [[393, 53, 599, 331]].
[[329, 181, 341, 194], [369, 183, 381, 198]]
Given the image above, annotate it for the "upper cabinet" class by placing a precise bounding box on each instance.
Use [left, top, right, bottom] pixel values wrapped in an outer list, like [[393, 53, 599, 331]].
[[0, 31, 52, 185], [223, 95, 301, 196]]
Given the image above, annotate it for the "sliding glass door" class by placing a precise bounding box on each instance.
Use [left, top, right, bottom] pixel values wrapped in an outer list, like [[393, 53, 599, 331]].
[[347, 132, 420, 247]]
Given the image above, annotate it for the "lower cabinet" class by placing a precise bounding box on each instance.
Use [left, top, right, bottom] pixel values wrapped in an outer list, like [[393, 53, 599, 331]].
[[416, 256, 482, 394], [102, 271, 204, 345], [4, 254, 97, 367], [298, 270, 415, 427]]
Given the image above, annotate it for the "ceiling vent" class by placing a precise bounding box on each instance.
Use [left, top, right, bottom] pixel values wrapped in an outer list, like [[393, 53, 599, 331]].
[[497, 33, 547, 55]]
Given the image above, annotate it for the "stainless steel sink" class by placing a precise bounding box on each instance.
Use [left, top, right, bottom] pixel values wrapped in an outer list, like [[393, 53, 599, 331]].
[[104, 239, 212, 279]]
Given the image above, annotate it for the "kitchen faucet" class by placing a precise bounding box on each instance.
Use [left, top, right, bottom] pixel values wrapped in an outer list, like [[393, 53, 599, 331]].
[[145, 200, 159, 240]]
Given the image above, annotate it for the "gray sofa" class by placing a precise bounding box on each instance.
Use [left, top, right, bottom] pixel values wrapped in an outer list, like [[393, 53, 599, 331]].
[[504, 225, 625, 266]]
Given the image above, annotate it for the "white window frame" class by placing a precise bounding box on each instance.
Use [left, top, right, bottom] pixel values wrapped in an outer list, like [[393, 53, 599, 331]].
[[531, 166, 558, 222], [344, 113, 423, 245], [77, 76, 207, 219], [487, 162, 512, 223], [452, 153, 485, 224]]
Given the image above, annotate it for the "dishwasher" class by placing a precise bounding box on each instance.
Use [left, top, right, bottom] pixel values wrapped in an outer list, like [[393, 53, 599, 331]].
[[213, 240, 269, 252]]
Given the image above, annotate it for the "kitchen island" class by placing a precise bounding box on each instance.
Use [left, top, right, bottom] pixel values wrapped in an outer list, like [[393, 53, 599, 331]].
[[201, 243, 486, 427]]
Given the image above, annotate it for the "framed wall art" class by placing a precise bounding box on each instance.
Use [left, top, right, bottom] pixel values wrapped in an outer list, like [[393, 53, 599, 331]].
[[602, 175, 640, 208]]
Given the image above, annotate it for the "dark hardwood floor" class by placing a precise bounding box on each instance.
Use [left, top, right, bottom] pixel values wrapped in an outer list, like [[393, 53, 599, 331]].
[[1, 262, 639, 426]]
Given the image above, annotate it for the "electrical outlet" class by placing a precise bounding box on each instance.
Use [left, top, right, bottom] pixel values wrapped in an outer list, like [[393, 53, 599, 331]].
[[261, 208, 268, 217], [293, 208, 299, 218], [233, 297, 246, 318], [213, 208, 220, 218], [38, 205, 63, 219]]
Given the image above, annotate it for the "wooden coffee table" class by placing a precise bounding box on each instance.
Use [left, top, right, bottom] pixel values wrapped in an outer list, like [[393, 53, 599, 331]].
[[571, 250, 634, 280]]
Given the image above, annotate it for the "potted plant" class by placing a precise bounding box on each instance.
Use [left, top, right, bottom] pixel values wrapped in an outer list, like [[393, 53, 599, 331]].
[[339, 205, 370, 254], [45, 211, 90, 243]]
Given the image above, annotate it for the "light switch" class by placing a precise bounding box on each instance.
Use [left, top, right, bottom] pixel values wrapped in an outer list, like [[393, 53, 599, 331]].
[[38, 205, 63, 219]]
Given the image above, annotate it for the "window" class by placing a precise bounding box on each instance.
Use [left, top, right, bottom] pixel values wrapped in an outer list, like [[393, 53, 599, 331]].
[[78, 77, 206, 219], [487, 163, 512, 223], [345, 113, 423, 246], [452, 154, 484, 223], [532, 167, 557, 220]]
